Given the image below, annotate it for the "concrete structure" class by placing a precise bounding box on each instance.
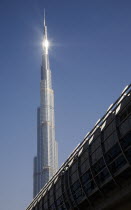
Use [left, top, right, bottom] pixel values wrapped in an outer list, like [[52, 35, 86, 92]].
[[27, 84, 131, 209], [33, 14, 58, 198]]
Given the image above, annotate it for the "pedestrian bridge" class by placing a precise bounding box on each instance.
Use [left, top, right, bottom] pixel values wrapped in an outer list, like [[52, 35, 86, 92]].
[[26, 84, 131, 210]]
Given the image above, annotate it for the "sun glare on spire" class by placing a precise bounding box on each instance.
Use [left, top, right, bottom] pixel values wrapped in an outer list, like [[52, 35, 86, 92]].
[[42, 39, 49, 54], [43, 39, 49, 48]]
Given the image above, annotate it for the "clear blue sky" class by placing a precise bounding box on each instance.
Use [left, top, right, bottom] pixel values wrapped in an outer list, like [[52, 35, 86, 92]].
[[0, 0, 130, 209]]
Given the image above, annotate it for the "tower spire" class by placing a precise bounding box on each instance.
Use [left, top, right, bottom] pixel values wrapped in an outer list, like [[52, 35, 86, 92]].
[[43, 8, 47, 37], [44, 8, 46, 27], [43, 9, 49, 55]]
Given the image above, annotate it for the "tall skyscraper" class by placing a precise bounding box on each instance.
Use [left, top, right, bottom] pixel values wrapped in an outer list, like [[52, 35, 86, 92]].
[[33, 13, 58, 198]]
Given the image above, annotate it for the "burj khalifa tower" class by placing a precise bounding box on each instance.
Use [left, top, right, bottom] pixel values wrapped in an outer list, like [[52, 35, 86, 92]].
[[33, 13, 58, 198]]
